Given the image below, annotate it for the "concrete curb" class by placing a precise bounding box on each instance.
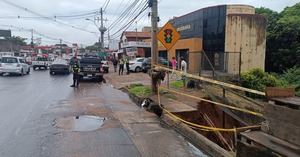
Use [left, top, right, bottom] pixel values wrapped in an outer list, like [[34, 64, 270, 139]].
[[161, 114, 234, 157], [121, 86, 234, 157]]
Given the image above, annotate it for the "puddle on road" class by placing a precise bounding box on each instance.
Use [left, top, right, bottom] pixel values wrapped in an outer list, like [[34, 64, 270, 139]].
[[53, 115, 106, 132]]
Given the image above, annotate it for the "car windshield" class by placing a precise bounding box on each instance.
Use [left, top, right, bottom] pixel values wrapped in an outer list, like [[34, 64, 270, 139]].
[[80, 58, 101, 64], [53, 60, 67, 65], [37, 57, 48, 61], [2, 57, 18, 63]]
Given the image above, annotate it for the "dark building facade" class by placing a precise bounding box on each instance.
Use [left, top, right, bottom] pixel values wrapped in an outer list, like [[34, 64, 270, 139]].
[[157, 5, 267, 74]]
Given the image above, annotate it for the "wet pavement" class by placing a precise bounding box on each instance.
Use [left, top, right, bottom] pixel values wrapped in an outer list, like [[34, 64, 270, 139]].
[[0, 66, 207, 157]]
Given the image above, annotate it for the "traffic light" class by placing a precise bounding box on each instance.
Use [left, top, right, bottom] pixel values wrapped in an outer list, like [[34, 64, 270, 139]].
[[164, 29, 173, 43], [30, 41, 34, 48]]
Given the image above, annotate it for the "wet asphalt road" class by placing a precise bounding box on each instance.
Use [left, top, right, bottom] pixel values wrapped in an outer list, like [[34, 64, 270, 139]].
[[0, 68, 207, 157]]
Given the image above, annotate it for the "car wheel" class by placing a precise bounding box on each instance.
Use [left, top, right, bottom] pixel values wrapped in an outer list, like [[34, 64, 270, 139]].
[[20, 69, 24, 76], [142, 69, 147, 73], [135, 66, 141, 72], [33, 66, 36, 70], [0, 73, 3, 76], [98, 77, 103, 82], [26, 67, 30, 74]]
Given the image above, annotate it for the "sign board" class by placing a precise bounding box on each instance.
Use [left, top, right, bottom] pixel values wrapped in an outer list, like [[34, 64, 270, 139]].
[[121, 42, 151, 48], [157, 22, 181, 50]]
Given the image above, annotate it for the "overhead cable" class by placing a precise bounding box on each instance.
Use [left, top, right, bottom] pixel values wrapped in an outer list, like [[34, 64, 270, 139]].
[[0, 0, 97, 34]]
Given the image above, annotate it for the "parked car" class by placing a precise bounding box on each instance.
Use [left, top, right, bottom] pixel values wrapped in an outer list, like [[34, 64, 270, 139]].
[[141, 57, 171, 73], [79, 57, 105, 82], [49, 59, 71, 75], [0, 56, 30, 76], [101, 60, 109, 73], [129, 57, 145, 72]]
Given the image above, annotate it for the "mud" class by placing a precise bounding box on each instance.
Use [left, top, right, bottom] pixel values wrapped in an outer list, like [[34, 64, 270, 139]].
[[172, 98, 246, 151]]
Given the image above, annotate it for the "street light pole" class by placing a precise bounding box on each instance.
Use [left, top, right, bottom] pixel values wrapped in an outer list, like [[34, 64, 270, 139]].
[[86, 8, 107, 51], [86, 18, 101, 51]]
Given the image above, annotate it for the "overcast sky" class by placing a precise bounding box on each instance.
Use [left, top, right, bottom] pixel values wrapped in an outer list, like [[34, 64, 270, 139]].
[[0, 0, 298, 48]]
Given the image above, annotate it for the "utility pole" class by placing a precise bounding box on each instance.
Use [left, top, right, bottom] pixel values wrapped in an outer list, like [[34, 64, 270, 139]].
[[30, 29, 34, 54], [99, 8, 107, 50], [60, 39, 62, 56], [150, 0, 158, 94]]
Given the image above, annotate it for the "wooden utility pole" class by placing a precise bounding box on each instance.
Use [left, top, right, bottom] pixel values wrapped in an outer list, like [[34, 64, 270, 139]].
[[151, 0, 158, 94]]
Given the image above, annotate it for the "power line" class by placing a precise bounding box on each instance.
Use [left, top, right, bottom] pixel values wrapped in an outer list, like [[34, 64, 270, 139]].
[[0, 24, 76, 45], [110, 3, 148, 38], [107, 0, 125, 25], [108, 0, 138, 29], [102, 0, 110, 12], [0, 0, 97, 34], [110, 6, 150, 40]]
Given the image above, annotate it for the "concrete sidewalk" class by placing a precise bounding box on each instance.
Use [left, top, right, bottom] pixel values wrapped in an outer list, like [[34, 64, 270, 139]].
[[104, 65, 232, 157]]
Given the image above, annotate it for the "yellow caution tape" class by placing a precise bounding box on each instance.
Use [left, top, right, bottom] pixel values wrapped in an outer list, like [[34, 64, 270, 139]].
[[154, 64, 266, 96], [160, 86, 263, 117], [157, 87, 237, 132]]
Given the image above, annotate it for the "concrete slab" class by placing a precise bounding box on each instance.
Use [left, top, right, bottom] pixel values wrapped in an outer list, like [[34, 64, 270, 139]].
[[149, 95, 197, 113]]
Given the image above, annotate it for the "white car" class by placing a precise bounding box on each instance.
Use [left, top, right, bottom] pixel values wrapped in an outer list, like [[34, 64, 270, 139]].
[[129, 57, 145, 72], [0, 56, 30, 76], [101, 60, 109, 73]]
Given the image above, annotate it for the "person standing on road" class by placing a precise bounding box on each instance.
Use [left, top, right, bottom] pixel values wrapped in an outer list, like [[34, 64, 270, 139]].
[[119, 57, 124, 75], [124, 55, 130, 75], [70, 61, 80, 87], [170, 57, 178, 79], [112, 57, 118, 72], [180, 57, 187, 90]]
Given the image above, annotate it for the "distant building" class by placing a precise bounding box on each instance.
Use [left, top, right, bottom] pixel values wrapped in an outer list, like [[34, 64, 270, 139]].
[[119, 31, 152, 58], [145, 4, 267, 75], [0, 30, 15, 52]]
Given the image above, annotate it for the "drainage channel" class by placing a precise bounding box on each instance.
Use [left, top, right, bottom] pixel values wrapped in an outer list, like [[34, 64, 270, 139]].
[[53, 115, 106, 132], [173, 100, 255, 152]]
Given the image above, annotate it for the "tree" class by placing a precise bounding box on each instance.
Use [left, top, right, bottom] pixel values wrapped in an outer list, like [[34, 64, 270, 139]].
[[85, 42, 101, 52], [5, 36, 27, 46], [256, 3, 300, 73]]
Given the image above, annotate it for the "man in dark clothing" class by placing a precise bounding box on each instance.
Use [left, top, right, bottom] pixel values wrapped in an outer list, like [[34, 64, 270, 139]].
[[119, 58, 124, 75], [112, 57, 118, 72], [124, 55, 130, 75], [70, 62, 80, 87]]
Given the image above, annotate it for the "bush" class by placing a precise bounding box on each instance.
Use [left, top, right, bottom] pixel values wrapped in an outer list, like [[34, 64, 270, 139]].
[[170, 80, 183, 88], [275, 66, 300, 96], [128, 85, 152, 97], [241, 68, 278, 98]]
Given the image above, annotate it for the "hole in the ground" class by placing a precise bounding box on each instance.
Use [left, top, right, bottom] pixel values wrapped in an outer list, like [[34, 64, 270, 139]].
[[173, 97, 262, 151]]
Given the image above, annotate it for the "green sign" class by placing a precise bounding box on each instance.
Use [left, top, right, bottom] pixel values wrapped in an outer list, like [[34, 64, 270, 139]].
[[98, 52, 107, 57]]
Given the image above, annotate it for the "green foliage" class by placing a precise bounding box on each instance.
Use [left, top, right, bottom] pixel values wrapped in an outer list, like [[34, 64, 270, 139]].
[[127, 85, 152, 97], [171, 80, 183, 88], [5, 36, 27, 46], [274, 66, 300, 96], [241, 68, 278, 98], [256, 3, 300, 73]]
